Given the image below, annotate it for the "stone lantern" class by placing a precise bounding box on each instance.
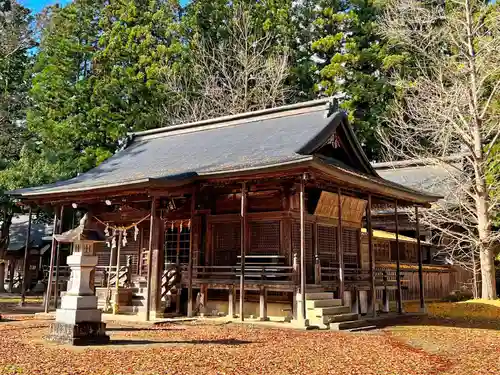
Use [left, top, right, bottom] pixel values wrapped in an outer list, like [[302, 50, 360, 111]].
[[47, 214, 110, 345]]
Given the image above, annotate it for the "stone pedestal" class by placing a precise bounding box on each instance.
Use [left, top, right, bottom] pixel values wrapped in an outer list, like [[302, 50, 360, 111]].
[[46, 251, 109, 345]]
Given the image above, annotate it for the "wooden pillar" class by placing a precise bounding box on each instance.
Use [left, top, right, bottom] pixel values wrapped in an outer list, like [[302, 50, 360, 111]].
[[259, 287, 268, 321], [146, 197, 156, 321], [299, 173, 307, 324], [7, 259, 15, 292], [187, 187, 196, 317], [20, 206, 33, 306], [415, 206, 425, 311], [113, 230, 123, 315], [53, 205, 64, 309], [395, 201, 403, 314], [228, 285, 236, 318], [367, 195, 376, 317], [337, 188, 344, 300], [239, 182, 247, 321], [44, 208, 60, 313]]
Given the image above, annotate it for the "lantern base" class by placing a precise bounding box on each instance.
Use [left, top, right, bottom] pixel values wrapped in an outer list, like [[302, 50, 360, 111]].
[[46, 321, 110, 346]]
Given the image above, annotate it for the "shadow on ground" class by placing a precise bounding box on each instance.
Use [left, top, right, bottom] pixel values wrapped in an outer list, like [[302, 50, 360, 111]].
[[107, 327, 186, 332], [109, 338, 253, 346]]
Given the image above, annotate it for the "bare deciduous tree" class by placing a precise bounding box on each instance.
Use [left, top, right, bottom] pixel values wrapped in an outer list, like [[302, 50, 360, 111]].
[[159, 5, 290, 125], [378, 0, 500, 299]]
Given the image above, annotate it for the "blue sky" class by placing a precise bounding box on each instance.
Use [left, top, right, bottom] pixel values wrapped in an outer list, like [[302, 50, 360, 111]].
[[20, 0, 188, 13], [19, 0, 70, 13]]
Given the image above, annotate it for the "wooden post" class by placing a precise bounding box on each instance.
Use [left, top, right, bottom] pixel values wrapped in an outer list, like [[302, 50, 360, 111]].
[[113, 230, 123, 315], [7, 260, 15, 293], [53, 205, 64, 309], [415, 206, 425, 311], [337, 188, 344, 301], [367, 195, 376, 317], [314, 255, 321, 285], [20, 206, 33, 306], [187, 187, 196, 317], [146, 197, 156, 321], [395, 201, 403, 314], [44, 208, 59, 313], [228, 285, 235, 318], [299, 173, 307, 324], [259, 287, 268, 321], [239, 182, 247, 321]]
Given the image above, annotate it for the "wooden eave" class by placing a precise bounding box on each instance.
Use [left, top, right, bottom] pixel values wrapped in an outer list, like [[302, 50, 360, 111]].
[[16, 155, 440, 208]]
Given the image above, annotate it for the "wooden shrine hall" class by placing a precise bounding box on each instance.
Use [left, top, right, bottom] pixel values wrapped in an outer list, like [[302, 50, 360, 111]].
[[10, 99, 440, 326]]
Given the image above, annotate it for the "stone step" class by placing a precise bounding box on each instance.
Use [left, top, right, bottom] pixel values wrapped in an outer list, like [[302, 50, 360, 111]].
[[345, 325, 377, 332], [329, 319, 369, 331], [315, 312, 359, 325], [305, 292, 334, 300], [311, 305, 351, 317], [306, 299, 343, 309], [131, 287, 148, 294]]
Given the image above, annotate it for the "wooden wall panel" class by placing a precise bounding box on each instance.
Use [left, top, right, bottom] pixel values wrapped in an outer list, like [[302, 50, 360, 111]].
[[314, 192, 367, 224]]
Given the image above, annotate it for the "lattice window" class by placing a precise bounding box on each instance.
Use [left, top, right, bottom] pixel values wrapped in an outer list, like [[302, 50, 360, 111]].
[[213, 222, 240, 266], [405, 243, 417, 262], [342, 227, 359, 267], [164, 227, 191, 266], [317, 225, 338, 267], [374, 241, 390, 261], [249, 221, 280, 254]]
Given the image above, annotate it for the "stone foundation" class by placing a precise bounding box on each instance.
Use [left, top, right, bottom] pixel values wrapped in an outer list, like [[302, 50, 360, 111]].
[[47, 321, 110, 346]]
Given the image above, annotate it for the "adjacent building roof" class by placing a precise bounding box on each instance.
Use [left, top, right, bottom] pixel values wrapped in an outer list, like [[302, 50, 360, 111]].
[[361, 228, 431, 245], [7, 215, 53, 252], [9, 99, 441, 205], [373, 156, 464, 202]]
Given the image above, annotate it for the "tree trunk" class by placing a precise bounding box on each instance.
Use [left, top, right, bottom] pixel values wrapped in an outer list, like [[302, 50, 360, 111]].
[[0, 213, 13, 293], [476, 193, 497, 299], [0, 262, 6, 293]]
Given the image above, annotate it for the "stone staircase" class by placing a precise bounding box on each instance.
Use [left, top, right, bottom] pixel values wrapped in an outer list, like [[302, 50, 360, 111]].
[[126, 278, 148, 315], [305, 291, 375, 331]]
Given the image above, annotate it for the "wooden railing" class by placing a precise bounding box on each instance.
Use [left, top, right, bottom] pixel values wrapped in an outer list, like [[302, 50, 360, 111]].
[[96, 256, 133, 288], [190, 265, 296, 283], [315, 262, 404, 287], [161, 264, 182, 300], [42, 266, 71, 281], [42, 256, 133, 288]]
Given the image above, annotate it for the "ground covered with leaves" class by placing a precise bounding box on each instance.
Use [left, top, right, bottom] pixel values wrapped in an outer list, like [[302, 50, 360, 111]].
[[0, 301, 499, 375]]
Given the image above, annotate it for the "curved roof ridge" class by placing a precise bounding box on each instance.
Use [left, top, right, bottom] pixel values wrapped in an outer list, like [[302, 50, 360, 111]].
[[132, 98, 332, 140]]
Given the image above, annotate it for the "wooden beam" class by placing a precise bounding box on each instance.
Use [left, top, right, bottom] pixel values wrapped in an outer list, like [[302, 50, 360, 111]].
[[395, 201, 403, 314], [367, 195, 376, 317], [415, 206, 425, 311], [239, 182, 247, 321], [299, 173, 307, 324], [145, 197, 156, 321], [337, 188, 344, 301], [19, 206, 33, 306], [187, 187, 196, 317]]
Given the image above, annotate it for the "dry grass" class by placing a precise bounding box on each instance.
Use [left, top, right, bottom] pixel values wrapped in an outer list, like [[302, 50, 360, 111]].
[[0, 301, 498, 375]]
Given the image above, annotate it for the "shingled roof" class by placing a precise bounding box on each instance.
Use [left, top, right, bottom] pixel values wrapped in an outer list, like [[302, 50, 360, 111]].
[[374, 156, 464, 202], [9, 99, 441, 204]]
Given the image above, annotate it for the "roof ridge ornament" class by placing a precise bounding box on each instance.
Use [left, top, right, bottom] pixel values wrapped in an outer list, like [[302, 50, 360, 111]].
[[326, 97, 339, 118]]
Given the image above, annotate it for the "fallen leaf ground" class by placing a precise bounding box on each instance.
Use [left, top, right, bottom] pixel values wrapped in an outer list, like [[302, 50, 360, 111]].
[[0, 301, 499, 375]]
